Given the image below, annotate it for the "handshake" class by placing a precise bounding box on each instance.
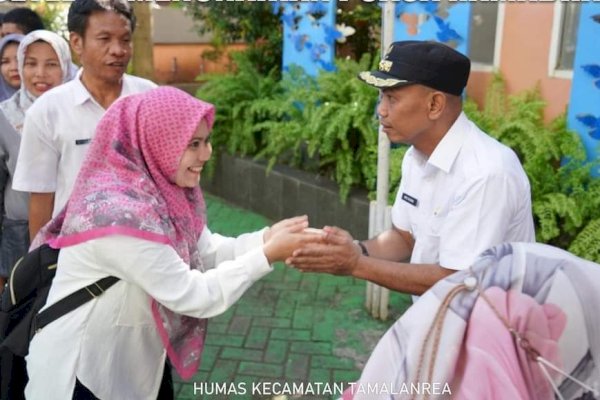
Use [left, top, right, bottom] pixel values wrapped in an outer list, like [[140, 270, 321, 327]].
[[262, 215, 364, 276]]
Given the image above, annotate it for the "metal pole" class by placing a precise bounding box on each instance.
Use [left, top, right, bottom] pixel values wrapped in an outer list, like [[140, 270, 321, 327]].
[[366, 1, 394, 320], [378, 0, 394, 206]]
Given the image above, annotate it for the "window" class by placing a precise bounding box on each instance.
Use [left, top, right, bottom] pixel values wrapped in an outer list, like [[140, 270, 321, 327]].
[[556, 3, 580, 70], [468, 3, 500, 67], [549, 3, 581, 78]]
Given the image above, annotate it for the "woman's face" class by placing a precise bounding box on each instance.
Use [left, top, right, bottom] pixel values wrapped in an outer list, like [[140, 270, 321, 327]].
[[22, 41, 63, 98], [0, 42, 20, 89], [175, 119, 212, 188]]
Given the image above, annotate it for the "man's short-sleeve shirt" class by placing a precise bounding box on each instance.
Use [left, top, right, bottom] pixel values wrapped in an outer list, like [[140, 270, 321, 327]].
[[391, 112, 535, 270], [12, 72, 156, 216]]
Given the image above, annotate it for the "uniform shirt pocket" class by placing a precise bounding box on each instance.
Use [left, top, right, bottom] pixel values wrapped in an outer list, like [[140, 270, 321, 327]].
[[411, 208, 447, 264]]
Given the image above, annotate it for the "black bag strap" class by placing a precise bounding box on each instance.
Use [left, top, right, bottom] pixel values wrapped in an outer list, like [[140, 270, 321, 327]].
[[33, 276, 119, 334]]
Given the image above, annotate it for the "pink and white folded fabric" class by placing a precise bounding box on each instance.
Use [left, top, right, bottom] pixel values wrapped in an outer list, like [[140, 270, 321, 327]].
[[346, 242, 600, 400]]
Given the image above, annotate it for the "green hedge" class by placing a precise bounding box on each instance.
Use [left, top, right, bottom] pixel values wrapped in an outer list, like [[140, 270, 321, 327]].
[[196, 52, 600, 262]]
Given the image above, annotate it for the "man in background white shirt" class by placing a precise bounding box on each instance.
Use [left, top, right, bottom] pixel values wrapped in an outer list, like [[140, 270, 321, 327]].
[[13, 0, 156, 239], [288, 41, 535, 296]]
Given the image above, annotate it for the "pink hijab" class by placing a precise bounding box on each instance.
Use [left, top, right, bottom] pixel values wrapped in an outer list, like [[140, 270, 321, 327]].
[[35, 86, 215, 379]]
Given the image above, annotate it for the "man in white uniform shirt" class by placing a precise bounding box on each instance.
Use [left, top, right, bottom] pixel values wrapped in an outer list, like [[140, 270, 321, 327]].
[[288, 41, 535, 295], [13, 0, 155, 239]]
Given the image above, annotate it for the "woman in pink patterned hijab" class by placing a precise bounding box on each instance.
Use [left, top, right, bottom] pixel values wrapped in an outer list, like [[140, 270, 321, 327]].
[[26, 86, 317, 399]]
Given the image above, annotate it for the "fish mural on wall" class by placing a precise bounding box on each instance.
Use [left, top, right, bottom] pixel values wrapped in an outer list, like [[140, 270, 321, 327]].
[[275, 0, 354, 77], [576, 64, 600, 140], [394, 1, 466, 51]]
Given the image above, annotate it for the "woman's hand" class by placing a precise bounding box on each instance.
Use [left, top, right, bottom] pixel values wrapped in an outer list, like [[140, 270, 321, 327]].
[[263, 215, 308, 243], [262, 216, 324, 264]]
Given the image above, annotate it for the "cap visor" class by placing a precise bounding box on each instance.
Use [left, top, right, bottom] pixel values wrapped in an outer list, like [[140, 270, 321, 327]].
[[358, 71, 411, 89]]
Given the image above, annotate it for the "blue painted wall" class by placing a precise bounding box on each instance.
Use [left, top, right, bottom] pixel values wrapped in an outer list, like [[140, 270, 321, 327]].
[[568, 3, 600, 174], [277, 0, 471, 76], [278, 0, 337, 76]]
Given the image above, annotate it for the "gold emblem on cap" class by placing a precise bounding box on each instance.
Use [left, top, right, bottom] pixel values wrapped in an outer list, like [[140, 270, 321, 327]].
[[359, 72, 407, 88], [379, 60, 392, 72]]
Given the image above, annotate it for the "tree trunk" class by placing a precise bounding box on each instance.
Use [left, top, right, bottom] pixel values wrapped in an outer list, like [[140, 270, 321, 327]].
[[131, 2, 154, 81]]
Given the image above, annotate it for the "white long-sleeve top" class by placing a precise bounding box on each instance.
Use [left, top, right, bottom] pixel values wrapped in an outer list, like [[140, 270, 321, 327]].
[[25, 228, 270, 400]]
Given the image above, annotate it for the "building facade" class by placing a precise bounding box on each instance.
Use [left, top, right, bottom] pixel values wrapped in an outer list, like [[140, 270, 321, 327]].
[[282, 1, 600, 166]]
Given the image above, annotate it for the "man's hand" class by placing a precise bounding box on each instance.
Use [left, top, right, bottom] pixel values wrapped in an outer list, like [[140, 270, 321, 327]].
[[29, 192, 55, 241], [286, 226, 361, 276]]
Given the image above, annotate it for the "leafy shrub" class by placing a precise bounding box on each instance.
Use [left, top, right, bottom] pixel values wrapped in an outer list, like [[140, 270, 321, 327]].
[[464, 75, 600, 262], [255, 54, 382, 201], [196, 52, 282, 156]]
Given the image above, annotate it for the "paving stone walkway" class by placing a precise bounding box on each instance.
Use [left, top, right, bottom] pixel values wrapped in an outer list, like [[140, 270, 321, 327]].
[[174, 195, 411, 400]]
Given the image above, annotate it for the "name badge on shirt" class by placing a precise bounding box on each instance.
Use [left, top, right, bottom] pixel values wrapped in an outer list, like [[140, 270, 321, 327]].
[[75, 138, 91, 145], [401, 192, 418, 207]]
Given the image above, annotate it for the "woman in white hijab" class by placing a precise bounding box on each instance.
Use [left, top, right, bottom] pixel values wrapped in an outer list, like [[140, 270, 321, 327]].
[[0, 30, 76, 291], [0, 29, 77, 132]]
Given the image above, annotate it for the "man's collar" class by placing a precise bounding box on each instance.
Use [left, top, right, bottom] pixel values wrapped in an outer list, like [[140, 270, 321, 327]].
[[426, 112, 469, 174], [72, 69, 126, 107], [72, 69, 93, 106]]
